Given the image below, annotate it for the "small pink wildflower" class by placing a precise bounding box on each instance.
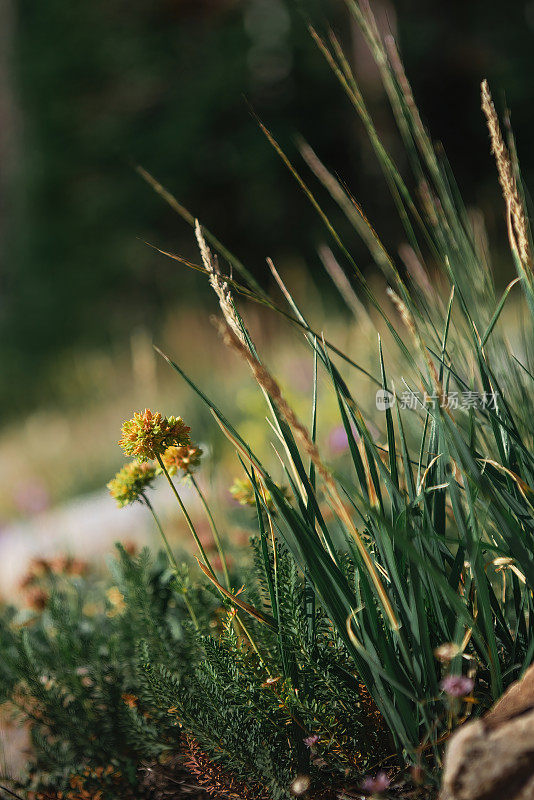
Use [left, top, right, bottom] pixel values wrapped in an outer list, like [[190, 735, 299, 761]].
[[303, 734, 319, 747], [440, 674, 474, 697], [360, 771, 390, 794], [328, 423, 360, 454]]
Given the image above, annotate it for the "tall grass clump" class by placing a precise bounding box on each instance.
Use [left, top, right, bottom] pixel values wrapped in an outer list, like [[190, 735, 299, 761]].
[[140, 0, 534, 787], [2, 2, 534, 798]]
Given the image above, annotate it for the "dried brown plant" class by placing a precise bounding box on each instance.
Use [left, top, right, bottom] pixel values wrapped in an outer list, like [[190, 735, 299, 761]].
[[481, 80, 532, 271]]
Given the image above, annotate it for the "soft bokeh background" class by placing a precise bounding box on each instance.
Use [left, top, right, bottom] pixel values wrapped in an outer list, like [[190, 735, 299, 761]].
[[1, 0, 534, 592]]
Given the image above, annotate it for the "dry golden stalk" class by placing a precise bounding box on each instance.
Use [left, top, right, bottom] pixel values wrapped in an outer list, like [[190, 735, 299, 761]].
[[318, 244, 373, 326], [397, 243, 434, 303], [481, 80, 532, 270], [214, 319, 329, 487], [195, 219, 246, 345], [299, 139, 392, 276], [417, 178, 439, 228], [384, 34, 425, 139]]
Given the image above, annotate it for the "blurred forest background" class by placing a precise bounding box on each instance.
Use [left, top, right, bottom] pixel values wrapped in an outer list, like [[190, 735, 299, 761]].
[[0, 0, 533, 535]]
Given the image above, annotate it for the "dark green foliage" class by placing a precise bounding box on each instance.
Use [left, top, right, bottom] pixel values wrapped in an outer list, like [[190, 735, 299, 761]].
[[140, 538, 387, 800], [3, 3, 534, 797], [0, 540, 383, 799], [0, 547, 209, 797]]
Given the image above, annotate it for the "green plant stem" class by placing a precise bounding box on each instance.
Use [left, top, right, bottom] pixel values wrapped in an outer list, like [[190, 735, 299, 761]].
[[142, 493, 178, 571], [234, 613, 272, 675], [156, 454, 215, 575], [142, 493, 199, 630], [156, 462, 266, 661], [188, 475, 269, 667], [190, 473, 231, 589]]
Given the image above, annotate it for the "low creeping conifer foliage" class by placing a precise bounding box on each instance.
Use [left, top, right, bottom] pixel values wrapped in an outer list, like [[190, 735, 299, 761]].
[[2, 1, 534, 798], [0, 548, 214, 799], [0, 542, 390, 799]]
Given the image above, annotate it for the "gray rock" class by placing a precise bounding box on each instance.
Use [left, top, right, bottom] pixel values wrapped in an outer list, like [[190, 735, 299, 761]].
[[441, 665, 534, 800]]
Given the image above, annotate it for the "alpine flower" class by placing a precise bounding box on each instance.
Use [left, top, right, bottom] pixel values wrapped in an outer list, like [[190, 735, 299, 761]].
[[161, 443, 202, 476], [440, 674, 474, 698], [229, 476, 290, 513], [360, 771, 390, 794], [107, 461, 157, 507], [118, 409, 191, 461]]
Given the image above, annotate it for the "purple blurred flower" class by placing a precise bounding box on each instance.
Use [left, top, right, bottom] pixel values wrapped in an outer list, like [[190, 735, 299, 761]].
[[303, 734, 319, 748], [440, 675, 474, 697], [360, 771, 390, 794], [328, 423, 360, 454]]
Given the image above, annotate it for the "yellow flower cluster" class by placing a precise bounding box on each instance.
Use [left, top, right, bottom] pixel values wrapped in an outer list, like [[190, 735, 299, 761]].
[[229, 477, 289, 513], [161, 443, 203, 476], [107, 462, 156, 508], [109, 411, 204, 509], [118, 409, 191, 462]]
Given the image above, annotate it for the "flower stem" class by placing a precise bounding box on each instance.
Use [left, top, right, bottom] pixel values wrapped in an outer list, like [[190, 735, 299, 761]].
[[190, 474, 231, 589], [156, 454, 215, 576], [142, 493, 178, 571], [178, 588, 199, 630], [142, 493, 199, 630], [156, 459, 264, 663], [187, 477, 265, 665], [234, 613, 272, 675]]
